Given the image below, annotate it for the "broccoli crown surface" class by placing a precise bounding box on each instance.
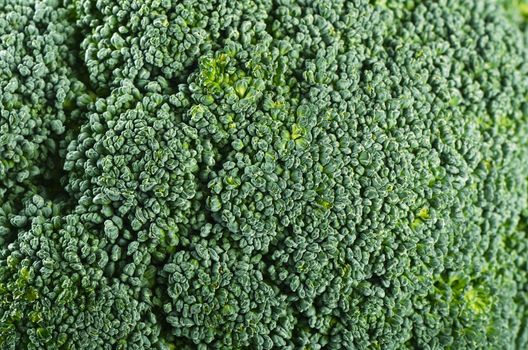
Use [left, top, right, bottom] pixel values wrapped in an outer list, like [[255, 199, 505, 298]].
[[1, 0, 528, 349]]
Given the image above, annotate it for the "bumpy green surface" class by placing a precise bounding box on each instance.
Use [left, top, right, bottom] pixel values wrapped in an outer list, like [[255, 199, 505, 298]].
[[1, 0, 528, 349]]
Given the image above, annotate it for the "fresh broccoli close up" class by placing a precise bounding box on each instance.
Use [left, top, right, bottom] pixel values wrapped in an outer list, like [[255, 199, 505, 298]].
[[1, 0, 528, 349]]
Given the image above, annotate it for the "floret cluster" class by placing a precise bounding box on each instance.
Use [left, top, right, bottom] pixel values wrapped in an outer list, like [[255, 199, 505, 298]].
[[1, 0, 528, 349]]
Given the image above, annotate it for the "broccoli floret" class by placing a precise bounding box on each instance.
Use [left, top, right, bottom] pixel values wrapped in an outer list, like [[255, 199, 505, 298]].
[[0, 0, 89, 249], [0, 201, 160, 349], [1, 0, 528, 349]]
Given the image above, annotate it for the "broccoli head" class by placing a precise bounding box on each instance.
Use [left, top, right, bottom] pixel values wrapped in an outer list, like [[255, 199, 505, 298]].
[[1, 0, 528, 349]]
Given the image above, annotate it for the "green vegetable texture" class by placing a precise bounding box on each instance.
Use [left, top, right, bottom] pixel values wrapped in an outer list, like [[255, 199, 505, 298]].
[[1, 0, 528, 348]]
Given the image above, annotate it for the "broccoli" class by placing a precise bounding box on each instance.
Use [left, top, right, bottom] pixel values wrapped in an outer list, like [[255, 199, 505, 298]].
[[1, 0, 528, 349]]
